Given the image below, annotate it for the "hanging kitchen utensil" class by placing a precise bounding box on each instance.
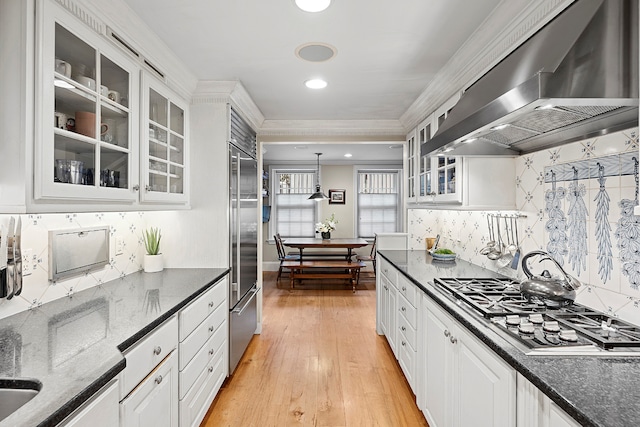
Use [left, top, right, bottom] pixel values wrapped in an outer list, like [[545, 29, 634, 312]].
[[487, 215, 504, 260], [480, 214, 495, 255], [498, 216, 514, 267], [520, 250, 582, 307], [567, 166, 588, 273], [5, 217, 15, 300], [510, 216, 521, 270], [13, 217, 22, 297]]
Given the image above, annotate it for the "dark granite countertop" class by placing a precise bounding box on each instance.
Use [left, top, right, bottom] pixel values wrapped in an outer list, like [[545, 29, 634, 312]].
[[378, 250, 640, 427], [0, 267, 229, 427]]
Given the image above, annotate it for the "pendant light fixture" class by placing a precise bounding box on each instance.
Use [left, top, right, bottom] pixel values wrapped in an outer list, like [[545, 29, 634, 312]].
[[308, 153, 328, 201]]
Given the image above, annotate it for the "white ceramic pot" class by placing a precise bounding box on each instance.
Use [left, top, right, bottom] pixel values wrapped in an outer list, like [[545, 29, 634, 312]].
[[144, 254, 163, 273]]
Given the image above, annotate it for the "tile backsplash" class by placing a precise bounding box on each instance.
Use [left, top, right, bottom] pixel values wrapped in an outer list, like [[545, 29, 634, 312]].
[[409, 127, 640, 325], [0, 212, 148, 320]]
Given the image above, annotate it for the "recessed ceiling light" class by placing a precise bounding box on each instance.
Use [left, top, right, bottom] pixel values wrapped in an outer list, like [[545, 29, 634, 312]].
[[305, 79, 327, 89], [344, 153, 352, 158], [295, 0, 331, 12]]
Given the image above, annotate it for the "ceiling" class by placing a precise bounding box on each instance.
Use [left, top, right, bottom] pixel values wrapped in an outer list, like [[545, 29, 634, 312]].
[[122, 0, 502, 122], [121, 0, 505, 164]]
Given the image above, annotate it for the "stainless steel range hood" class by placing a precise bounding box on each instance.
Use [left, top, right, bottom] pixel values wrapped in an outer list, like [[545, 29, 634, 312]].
[[422, 0, 638, 157]]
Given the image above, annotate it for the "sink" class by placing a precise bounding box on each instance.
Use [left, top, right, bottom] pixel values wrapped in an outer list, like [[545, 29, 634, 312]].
[[0, 379, 41, 422]]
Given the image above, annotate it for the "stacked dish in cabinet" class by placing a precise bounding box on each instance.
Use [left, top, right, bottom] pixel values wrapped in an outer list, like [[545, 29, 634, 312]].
[[178, 277, 229, 427]]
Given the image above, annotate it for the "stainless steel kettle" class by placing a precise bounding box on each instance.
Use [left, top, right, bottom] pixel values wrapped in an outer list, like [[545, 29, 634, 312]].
[[520, 250, 582, 307]]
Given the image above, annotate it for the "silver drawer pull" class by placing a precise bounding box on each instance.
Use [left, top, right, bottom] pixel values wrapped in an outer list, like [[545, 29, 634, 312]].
[[153, 346, 162, 355], [401, 306, 406, 312], [450, 336, 457, 345], [401, 341, 406, 346], [402, 286, 406, 292], [444, 330, 450, 337], [209, 349, 214, 355], [208, 301, 214, 308], [155, 375, 163, 385], [208, 326, 214, 333], [401, 326, 406, 332], [208, 366, 214, 373]]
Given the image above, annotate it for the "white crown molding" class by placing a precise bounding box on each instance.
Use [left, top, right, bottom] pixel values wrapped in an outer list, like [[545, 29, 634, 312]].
[[75, 0, 198, 99], [192, 81, 265, 131], [258, 119, 406, 141], [400, 0, 575, 132]]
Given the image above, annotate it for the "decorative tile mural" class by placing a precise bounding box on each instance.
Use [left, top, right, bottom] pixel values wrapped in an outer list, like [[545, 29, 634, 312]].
[[409, 128, 640, 325], [0, 212, 149, 320]]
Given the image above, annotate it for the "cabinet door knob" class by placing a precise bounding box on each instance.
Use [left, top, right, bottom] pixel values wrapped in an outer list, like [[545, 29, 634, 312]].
[[145, 185, 151, 192], [402, 286, 406, 292], [208, 301, 215, 308], [444, 330, 450, 337], [401, 326, 406, 331], [132, 185, 140, 191], [401, 341, 406, 346], [401, 306, 406, 312], [153, 346, 162, 355], [155, 375, 163, 384], [209, 348, 214, 355], [209, 326, 214, 333], [450, 336, 457, 345], [208, 366, 214, 373]]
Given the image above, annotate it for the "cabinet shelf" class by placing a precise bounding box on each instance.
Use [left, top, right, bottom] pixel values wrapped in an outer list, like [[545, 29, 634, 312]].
[[149, 169, 181, 179], [54, 128, 97, 153], [149, 137, 181, 153]]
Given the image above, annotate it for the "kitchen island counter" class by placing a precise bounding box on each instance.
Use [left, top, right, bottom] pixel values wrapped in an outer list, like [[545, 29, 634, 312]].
[[0, 267, 229, 427], [379, 250, 640, 427]]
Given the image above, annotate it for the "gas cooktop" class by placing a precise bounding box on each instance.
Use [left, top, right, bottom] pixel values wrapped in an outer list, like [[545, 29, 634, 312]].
[[435, 278, 640, 355]]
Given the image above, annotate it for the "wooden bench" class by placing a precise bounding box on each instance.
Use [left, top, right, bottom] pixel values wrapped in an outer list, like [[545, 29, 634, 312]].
[[285, 251, 355, 260], [281, 260, 366, 293]]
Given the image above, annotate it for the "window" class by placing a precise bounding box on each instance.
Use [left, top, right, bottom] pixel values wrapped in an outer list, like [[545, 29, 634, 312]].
[[357, 170, 401, 238], [271, 169, 317, 237]]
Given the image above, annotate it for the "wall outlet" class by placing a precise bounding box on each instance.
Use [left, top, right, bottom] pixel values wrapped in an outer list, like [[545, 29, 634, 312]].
[[22, 249, 33, 276], [115, 237, 124, 256]]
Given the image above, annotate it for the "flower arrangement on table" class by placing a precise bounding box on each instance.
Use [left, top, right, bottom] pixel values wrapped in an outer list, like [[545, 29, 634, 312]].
[[316, 214, 338, 239]]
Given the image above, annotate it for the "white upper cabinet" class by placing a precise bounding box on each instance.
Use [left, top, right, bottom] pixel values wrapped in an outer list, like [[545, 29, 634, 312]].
[[140, 74, 188, 204], [406, 130, 417, 201], [29, 0, 190, 211], [35, 0, 140, 203]]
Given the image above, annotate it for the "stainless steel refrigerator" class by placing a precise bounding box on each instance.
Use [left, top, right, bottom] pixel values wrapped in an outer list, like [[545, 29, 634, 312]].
[[228, 109, 259, 374]]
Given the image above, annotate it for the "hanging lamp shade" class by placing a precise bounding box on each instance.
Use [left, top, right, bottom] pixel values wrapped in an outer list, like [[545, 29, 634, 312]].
[[309, 153, 328, 201]]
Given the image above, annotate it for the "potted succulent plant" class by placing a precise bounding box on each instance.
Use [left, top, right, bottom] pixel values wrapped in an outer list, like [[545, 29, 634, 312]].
[[143, 227, 163, 273]]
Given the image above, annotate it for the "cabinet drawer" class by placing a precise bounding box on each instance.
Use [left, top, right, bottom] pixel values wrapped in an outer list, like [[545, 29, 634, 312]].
[[398, 293, 417, 329], [179, 278, 227, 341], [397, 312, 417, 350], [60, 379, 119, 427], [179, 347, 226, 427], [398, 334, 416, 391], [379, 258, 397, 285], [179, 300, 227, 370], [179, 319, 226, 399], [397, 274, 417, 308], [122, 316, 178, 398]]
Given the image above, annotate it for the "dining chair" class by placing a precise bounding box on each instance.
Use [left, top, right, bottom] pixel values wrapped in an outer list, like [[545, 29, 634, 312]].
[[275, 234, 299, 282], [356, 236, 377, 275]]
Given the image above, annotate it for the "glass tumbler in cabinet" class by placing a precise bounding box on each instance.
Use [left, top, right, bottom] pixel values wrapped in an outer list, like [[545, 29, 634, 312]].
[[36, 0, 139, 202], [142, 78, 188, 203]]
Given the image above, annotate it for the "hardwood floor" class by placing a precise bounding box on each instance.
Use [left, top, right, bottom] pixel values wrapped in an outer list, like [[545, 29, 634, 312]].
[[201, 272, 429, 427]]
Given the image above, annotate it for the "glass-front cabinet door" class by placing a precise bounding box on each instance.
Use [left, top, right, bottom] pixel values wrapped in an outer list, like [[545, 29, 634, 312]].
[[140, 74, 188, 203], [406, 131, 416, 201], [417, 116, 433, 201], [35, 0, 139, 202]]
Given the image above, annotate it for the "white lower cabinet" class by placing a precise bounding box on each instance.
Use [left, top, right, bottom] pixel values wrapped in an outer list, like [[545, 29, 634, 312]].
[[422, 298, 516, 427], [516, 373, 580, 427], [59, 379, 119, 427], [396, 274, 418, 392], [178, 276, 228, 427], [120, 351, 179, 427], [378, 258, 398, 355]]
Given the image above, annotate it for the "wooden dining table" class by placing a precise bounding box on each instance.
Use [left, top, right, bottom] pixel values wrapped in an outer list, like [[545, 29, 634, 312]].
[[282, 237, 369, 262]]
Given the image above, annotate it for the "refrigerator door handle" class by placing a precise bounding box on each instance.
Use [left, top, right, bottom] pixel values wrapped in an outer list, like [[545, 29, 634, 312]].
[[232, 285, 259, 315]]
